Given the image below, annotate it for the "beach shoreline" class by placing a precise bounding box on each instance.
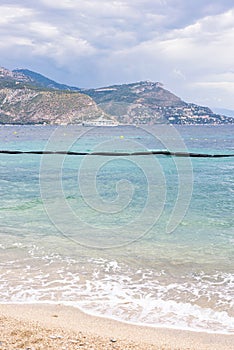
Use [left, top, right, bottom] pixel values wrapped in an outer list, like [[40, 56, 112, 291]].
[[0, 303, 233, 350]]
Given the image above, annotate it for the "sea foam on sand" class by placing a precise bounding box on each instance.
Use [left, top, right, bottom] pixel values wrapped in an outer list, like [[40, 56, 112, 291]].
[[0, 303, 234, 350]]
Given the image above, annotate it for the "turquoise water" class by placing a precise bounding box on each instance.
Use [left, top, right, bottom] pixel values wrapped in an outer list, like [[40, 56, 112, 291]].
[[0, 124, 233, 333]]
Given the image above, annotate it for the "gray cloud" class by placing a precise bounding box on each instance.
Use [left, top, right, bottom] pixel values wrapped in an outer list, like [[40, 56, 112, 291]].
[[0, 0, 234, 108]]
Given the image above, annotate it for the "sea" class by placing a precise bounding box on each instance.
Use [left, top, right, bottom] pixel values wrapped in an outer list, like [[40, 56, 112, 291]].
[[0, 124, 233, 334]]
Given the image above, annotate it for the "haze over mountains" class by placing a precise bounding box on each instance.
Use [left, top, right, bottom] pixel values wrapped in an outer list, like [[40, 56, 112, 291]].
[[0, 66, 233, 125], [212, 107, 234, 118]]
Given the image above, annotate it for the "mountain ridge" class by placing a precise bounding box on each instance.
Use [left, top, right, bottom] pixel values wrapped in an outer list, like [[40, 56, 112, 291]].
[[84, 80, 231, 125], [212, 107, 234, 118], [13, 69, 80, 91], [0, 67, 107, 125], [0, 66, 233, 125]]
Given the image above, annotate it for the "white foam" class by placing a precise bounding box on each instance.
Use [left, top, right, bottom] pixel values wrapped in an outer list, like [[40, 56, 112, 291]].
[[0, 253, 233, 334]]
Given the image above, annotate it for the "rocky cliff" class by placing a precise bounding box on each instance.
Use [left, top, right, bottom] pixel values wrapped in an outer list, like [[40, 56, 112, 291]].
[[84, 81, 233, 125], [0, 66, 233, 125], [0, 88, 103, 125], [0, 67, 106, 125]]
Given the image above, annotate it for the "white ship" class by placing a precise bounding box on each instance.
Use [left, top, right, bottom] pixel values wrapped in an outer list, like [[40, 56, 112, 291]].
[[82, 116, 119, 127]]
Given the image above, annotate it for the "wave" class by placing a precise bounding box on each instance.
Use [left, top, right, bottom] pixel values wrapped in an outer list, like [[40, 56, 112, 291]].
[[0, 252, 233, 334]]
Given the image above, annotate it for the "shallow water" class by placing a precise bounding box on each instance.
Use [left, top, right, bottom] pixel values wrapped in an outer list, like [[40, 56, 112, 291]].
[[0, 124, 233, 333]]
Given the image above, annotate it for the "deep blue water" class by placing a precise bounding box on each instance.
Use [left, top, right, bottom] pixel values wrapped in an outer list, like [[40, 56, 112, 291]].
[[0, 124, 233, 333]]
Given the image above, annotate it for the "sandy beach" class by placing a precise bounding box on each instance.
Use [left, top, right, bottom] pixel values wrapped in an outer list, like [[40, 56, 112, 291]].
[[0, 304, 233, 350]]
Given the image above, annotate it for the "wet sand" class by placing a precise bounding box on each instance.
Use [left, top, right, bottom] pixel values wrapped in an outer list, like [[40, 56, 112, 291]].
[[0, 303, 233, 349]]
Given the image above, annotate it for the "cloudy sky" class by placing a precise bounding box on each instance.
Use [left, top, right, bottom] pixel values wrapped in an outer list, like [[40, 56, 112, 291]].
[[1, 0, 234, 109]]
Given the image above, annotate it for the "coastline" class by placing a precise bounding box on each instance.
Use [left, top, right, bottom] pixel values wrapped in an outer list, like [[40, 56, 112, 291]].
[[0, 303, 233, 350]]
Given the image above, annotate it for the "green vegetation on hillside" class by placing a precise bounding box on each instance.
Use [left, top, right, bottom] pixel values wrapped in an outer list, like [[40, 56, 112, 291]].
[[0, 66, 233, 125]]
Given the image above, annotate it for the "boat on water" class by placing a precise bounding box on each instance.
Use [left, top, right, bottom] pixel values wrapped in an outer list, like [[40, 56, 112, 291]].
[[82, 116, 119, 127]]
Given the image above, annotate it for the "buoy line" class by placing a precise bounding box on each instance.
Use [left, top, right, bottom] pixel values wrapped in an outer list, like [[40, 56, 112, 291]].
[[0, 150, 233, 157]]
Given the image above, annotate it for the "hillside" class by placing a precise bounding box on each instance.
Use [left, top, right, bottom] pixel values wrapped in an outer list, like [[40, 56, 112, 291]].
[[0, 67, 105, 125], [0, 66, 233, 125], [13, 69, 80, 91], [84, 81, 233, 125], [0, 88, 105, 125]]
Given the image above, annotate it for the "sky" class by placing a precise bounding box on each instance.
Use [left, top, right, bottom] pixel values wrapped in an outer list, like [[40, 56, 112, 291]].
[[0, 0, 234, 110]]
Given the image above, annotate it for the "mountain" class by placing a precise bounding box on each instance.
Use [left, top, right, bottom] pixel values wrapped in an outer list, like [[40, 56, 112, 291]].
[[13, 69, 80, 91], [0, 66, 233, 125], [0, 88, 106, 125], [84, 81, 233, 125], [212, 107, 234, 118], [0, 67, 105, 125]]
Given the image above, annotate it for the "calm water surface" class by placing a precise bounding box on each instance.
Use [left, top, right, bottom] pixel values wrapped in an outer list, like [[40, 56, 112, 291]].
[[0, 124, 233, 333]]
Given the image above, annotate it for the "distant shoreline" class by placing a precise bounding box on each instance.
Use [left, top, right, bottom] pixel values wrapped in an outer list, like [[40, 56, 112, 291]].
[[0, 122, 234, 126]]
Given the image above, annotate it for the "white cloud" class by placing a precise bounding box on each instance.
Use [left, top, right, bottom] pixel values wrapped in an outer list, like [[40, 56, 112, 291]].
[[157, 9, 234, 63], [28, 22, 59, 39], [33, 35, 96, 65], [194, 81, 234, 92], [0, 5, 35, 32], [173, 69, 186, 80], [0, 1, 234, 108], [0, 3, 97, 65], [39, 0, 75, 9], [116, 8, 234, 107]]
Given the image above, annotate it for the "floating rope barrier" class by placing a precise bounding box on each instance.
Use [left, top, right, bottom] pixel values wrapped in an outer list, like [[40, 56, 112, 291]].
[[0, 150, 233, 157]]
